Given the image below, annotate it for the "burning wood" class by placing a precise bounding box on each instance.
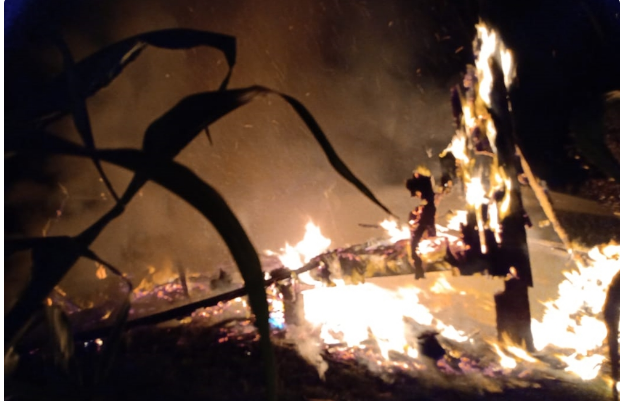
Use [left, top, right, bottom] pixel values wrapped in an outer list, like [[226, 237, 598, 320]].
[[20, 17, 618, 401]]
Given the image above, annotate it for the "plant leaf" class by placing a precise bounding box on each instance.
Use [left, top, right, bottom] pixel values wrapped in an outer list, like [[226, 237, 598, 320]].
[[95, 299, 131, 386], [54, 35, 119, 202], [3, 235, 132, 345], [142, 87, 265, 157], [45, 304, 75, 374], [140, 85, 392, 216], [8, 134, 277, 400], [274, 91, 393, 216], [9, 28, 236, 127], [81, 248, 132, 291], [5, 236, 82, 346]]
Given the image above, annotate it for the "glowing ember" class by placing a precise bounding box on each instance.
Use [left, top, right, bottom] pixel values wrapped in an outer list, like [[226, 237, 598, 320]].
[[531, 243, 620, 379], [95, 263, 107, 280]]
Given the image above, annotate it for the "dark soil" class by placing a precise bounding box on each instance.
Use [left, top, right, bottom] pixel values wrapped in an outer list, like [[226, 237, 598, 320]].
[[9, 322, 609, 401]]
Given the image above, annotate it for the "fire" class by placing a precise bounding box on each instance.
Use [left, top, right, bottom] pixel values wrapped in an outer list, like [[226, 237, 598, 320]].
[[466, 177, 487, 206], [269, 221, 331, 270], [491, 343, 517, 370], [302, 282, 467, 360], [531, 243, 620, 379], [446, 210, 468, 232], [442, 131, 470, 164], [559, 353, 606, 381], [262, 220, 616, 385], [269, 222, 469, 363], [475, 24, 498, 106], [95, 263, 107, 280], [379, 219, 409, 243], [475, 22, 515, 105], [486, 119, 498, 154], [505, 344, 537, 364]]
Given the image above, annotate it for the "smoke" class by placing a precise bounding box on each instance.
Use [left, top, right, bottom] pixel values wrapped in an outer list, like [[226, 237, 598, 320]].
[[6, 0, 476, 303], [286, 322, 329, 380]]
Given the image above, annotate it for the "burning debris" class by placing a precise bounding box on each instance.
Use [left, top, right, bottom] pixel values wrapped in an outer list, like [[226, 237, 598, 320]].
[[10, 12, 620, 401], [43, 22, 616, 398], [81, 218, 617, 395]]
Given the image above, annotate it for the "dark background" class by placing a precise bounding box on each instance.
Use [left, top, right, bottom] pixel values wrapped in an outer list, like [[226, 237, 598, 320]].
[[5, 0, 620, 305]]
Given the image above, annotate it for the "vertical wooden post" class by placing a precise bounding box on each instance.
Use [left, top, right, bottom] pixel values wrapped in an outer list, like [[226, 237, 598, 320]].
[[489, 58, 535, 351]]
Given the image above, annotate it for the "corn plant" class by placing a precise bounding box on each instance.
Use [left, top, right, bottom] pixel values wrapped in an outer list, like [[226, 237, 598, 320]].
[[4, 28, 392, 401]]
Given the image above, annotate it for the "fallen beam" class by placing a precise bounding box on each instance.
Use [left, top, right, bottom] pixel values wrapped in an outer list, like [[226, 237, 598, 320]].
[[73, 259, 321, 342]]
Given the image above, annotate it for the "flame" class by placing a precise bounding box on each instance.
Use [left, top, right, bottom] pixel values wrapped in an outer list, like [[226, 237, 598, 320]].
[[486, 119, 498, 154], [500, 48, 515, 88], [443, 131, 470, 164], [302, 283, 467, 360], [475, 22, 515, 106], [505, 344, 537, 363], [558, 353, 606, 381], [466, 178, 488, 253], [379, 219, 410, 243], [466, 177, 487, 206], [270, 221, 331, 270], [491, 343, 517, 370], [446, 210, 468, 232], [531, 243, 620, 379], [95, 263, 107, 280], [475, 24, 498, 106]]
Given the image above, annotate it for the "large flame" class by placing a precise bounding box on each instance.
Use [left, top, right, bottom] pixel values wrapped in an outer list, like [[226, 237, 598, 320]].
[[531, 244, 620, 379], [302, 281, 468, 360], [475, 22, 515, 105], [266, 223, 618, 383]]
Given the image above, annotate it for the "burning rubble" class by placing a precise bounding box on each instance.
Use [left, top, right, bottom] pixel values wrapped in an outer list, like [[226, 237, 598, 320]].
[[33, 19, 619, 401], [97, 217, 618, 394], [100, 21, 616, 395]]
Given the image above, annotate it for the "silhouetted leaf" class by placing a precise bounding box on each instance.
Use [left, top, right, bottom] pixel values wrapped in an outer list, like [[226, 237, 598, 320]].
[[141, 85, 393, 216], [8, 134, 276, 400], [4, 234, 131, 347], [275, 91, 393, 216], [54, 35, 119, 202], [204, 128, 214, 146], [9, 29, 236, 127], [142, 87, 264, 157], [81, 248, 132, 291], [5, 236, 82, 346], [45, 304, 75, 374], [95, 299, 130, 386]]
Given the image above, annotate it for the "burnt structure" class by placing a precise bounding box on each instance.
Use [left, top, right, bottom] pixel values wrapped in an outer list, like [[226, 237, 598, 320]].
[[438, 24, 535, 350], [406, 172, 437, 280]]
